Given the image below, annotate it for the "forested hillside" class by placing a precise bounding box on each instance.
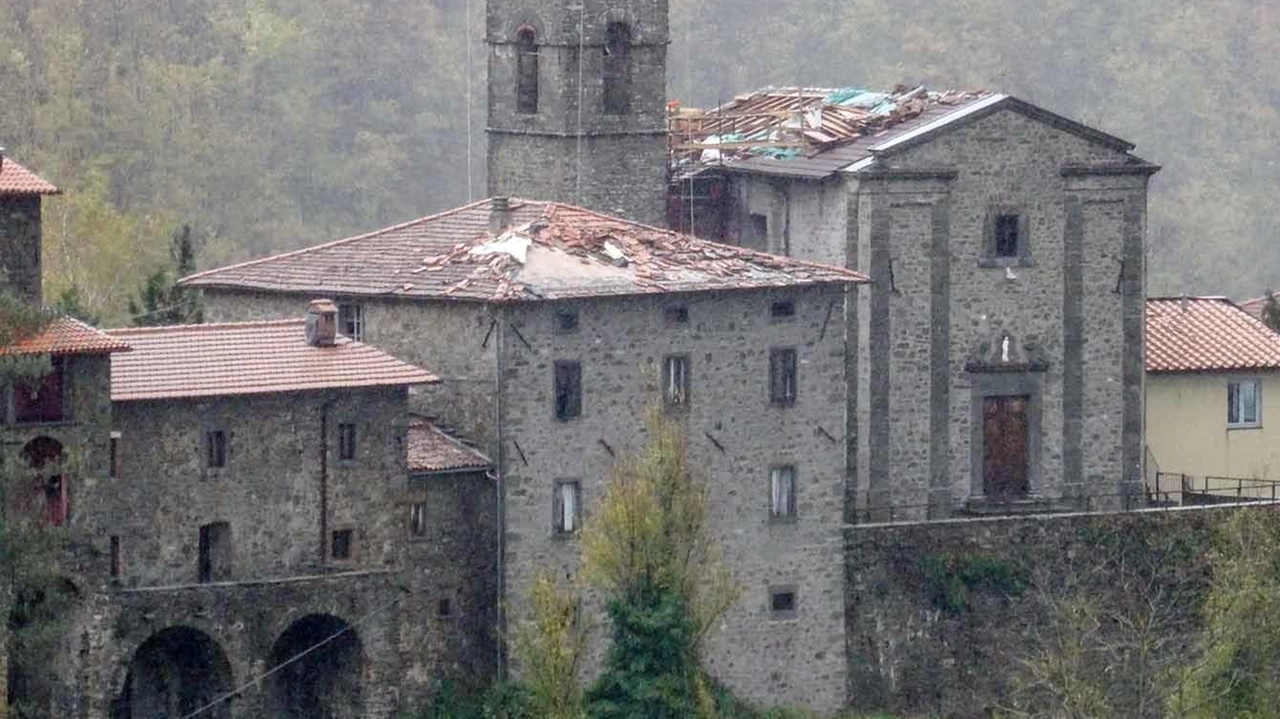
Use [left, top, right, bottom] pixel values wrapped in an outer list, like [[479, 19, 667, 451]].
[[1, 0, 1274, 321]]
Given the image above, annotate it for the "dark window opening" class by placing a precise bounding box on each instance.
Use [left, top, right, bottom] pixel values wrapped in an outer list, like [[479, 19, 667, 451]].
[[331, 529, 353, 561], [770, 349, 798, 406], [14, 358, 65, 424], [770, 588, 797, 617], [438, 598, 453, 618], [771, 300, 796, 319], [770, 465, 796, 519], [109, 432, 120, 478], [994, 214, 1020, 258], [205, 430, 227, 469], [554, 480, 581, 535], [338, 423, 357, 461], [110, 535, 121, 578], [338, 302, 364, 341], [516, 27, 539, 114], [44, 475, 67, 526], [663, 355, 690, 409], [742, 213, 769, 250], [554, 361, 582, 420], [602, 22, 632, 115], [409, 502, 427, 537], [664, 306, 689, 326], [555, 310, 580, 333], [198, 521, 231, 583]]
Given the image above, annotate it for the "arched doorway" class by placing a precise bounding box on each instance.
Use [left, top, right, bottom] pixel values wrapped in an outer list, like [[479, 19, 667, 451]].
[[115, 627, 234, 718], [267, 614, 362, 718], [20, 436, 66, 525]]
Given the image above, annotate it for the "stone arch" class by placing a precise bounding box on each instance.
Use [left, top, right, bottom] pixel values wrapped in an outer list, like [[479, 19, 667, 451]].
[[266, 613, 363, 718], [597, 8, 646, 43], [501, 8, 547, 43], [113, 626, 235, 719]]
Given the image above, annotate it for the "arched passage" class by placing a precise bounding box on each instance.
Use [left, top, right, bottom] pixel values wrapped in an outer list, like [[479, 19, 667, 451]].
[[115, 626, 234, 718], [267, 614, 362, 718]]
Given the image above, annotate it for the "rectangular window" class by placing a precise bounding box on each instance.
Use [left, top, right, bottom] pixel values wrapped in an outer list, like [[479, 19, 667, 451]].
[[663, 355, 690, 409], [664, 306, 689, 326], [516, 28, 539, 114], [198, 521, 231, 583], [110, 535, 121, 578], [743, 213, 769, 250], [44, 476, 67, 526], [554, 481, 581, 535], [14, 358, 65, 424], [554, 361, 582, 420], [770, 465, 796, 520], [602, 22, 632, 115], [438, 597, 454, 618], [331, 529, 354, 561], [771, 300, 796, 319], [338, 302, 364, 341], [1228, 380, 1262, 428], [206, 430, 228, 469], [109, 431, 121, 479], [994, 214, 1021, 258], [409, 502, 427, 537], [769, 349, 798, 406], [555, 310, 580, 333], [338, 423, 357, 461], [769, 586, 797, 619]]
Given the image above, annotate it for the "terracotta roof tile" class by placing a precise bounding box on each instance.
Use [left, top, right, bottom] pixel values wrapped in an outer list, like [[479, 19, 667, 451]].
[[1146, 297, 1280, 373], [180, 199, 867, 301], [1238, 293, 1272, 320], [106, 320, 438, 401], [1, 317, 130, 357], [0, 157, 59, 195], [407, 420, 491, 474]]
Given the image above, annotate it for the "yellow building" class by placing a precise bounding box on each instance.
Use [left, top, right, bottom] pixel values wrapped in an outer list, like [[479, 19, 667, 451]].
[[1146, 297, 1280, 501]]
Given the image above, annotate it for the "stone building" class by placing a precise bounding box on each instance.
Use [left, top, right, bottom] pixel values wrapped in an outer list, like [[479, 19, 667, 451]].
[[671, 87, 1158, 518], [0, 150, 59, 304], [181, 198, 867, 711], [486, 0, 669, 226]]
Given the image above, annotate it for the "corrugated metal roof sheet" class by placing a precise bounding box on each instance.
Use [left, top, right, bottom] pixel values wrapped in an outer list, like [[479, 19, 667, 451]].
[[1146, 297, 1280, 373], [106, 320, 439, 401], [180, 198, 868, 302], [0, 157, 60, 196]]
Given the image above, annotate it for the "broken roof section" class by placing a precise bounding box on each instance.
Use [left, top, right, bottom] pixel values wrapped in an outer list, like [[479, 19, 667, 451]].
[[669, 86, 1143, 180], [180, 198, 868, 302]]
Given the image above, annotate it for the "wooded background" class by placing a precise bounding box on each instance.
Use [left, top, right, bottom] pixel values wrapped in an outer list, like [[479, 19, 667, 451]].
[[1, 0, 1271, 322]]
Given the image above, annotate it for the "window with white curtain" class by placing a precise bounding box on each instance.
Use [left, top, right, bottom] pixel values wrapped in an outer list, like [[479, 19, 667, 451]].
[[770, 465, 796, 520], [554, 480, 581, 535]]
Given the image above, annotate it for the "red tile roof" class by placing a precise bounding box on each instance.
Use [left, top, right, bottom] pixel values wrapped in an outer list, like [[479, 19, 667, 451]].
[[180, 198, 868, 302], [408, 420, 491, 474], [106, 320, 439, 401], [1238, 293, 1272, 320], [0, 157, 60, 196], [1146, 297, 1280, 373], [1, 317, 130, 357]]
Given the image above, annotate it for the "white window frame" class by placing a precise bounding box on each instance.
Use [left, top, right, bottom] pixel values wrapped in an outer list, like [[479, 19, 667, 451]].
[[554, 480, 581, 535], [770, 465, 796, 520], [338, 302, 364, 341], [409, 502, 427, 538], [664, 355, 690, 409], [1228, 379, 1262, 429]]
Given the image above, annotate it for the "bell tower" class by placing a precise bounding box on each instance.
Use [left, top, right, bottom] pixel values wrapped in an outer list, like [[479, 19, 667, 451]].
[[486, 1, 670, 226]]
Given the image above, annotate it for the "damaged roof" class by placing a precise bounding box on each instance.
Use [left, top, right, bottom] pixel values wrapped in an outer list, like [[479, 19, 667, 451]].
[[1, 317, 130, 357], [669, 86, 1140, 180], [408, 420, 491, 474], [107, 320, 439, 401], [180, 198, 867, 302], [1146, 297, 1280, 373], [0, 156, 60, 196]]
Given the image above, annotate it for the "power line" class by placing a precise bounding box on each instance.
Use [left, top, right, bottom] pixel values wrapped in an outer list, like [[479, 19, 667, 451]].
[[176, 589, 407, 719]]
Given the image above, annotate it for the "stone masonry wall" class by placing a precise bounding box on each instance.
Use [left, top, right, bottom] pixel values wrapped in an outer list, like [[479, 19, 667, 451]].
[[499, 286, 850, 713], [0, 195, 42, 304], [105, 387, 408, 587], [732, 174, 848, 267]]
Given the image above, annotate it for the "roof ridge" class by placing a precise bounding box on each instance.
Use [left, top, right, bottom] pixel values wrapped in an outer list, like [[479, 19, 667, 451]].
[[427, 422, 492, 463], [107, 318, 307, 335], [179, 198, 497, 285]]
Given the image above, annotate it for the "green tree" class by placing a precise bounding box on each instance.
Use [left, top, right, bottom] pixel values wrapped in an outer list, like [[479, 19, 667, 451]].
[[1260, 290, 1280, 332], [127, 224, 204, 326]]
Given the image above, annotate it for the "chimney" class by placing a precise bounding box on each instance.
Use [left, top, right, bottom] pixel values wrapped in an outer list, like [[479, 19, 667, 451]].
[[305, 299, 339, 347], [1179, 293, 1188, 312], [490, 196, 513, 235]]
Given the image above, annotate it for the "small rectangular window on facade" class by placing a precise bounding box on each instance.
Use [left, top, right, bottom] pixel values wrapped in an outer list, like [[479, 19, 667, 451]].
[[771, 300, 796, 319], [409, 502, 427, 537], [769, 349, 798, 406], [1228, 380, 1262, 428], [338, 302, 364, 341], [44, 476, 67, 526], [516, 27, 539, 114], [664, 306, 689, 326], [109, 431, 121, 478], [206, 430, 227, 469], [554, 481, 581, 535], [438, 598, 454, 618], [554, 361, 582, 420], [994, 214, 1021, 258], [198, 521, 231, 583], [14, 358, 65, 424], [663, 355, 690, 409], [769, 586, 797, 619], [602, 22, 632, 115], [770, 465, 796, 520], [744, 213, 769, 250], [555, 310, 580, 333], [338, 423, 357, 461], [331, 529, 354, 561], [110, 535, 121, 578]]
